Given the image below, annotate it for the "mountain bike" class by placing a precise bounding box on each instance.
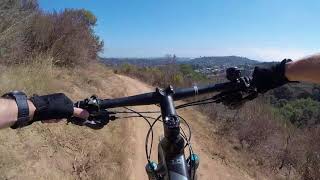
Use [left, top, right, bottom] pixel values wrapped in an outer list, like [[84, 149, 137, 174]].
[[68, 67, 258, 180]]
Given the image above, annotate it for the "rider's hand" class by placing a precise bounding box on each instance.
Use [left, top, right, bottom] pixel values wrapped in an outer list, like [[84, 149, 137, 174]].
[[29, 93, 89, 123], [252, 59, 294, 93], [43, 107, 89, 123]]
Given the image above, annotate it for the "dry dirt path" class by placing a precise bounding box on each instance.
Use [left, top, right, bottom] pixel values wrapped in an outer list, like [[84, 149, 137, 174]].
[[116, 75, 253, 180]]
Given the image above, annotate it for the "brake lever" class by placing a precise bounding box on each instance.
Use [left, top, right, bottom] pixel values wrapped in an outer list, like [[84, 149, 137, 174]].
[[68, 109, 115, 129], [213, 91, 257, 110], [212, 76, 258, 109], [69, 96, 117, 129]]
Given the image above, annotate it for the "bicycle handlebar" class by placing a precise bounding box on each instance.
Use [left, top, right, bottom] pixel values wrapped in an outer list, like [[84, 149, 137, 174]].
[[71, 68, 258, 129], [79, 80, 249, 110]]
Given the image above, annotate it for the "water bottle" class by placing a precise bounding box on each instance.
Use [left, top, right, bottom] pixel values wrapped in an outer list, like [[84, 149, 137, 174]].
[[145, 161, 158, 180]]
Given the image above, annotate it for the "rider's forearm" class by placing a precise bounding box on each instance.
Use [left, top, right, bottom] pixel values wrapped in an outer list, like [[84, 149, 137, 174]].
[[285, 54, 320, 84], [0, 99, 35, 129]]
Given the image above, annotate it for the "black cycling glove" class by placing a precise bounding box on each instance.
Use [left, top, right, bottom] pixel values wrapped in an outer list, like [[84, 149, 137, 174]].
[[252, 59, 294, 93], [30, 93, 74, 122]]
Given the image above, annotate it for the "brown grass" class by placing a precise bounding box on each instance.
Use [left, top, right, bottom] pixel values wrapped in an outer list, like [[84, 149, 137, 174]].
[[0, 58, 132, 180], [0, 1, 103, 66], [0, 55, 56, 95]]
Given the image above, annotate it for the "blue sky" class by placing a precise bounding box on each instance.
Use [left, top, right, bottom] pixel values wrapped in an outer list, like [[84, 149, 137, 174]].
[[39, 0, 319, 61]]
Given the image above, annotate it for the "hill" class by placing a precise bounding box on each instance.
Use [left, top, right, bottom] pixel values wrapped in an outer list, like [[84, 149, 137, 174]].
[[186, 56, 259, 68], [102, 57, 176, 67], [101, 56, 260, 68]]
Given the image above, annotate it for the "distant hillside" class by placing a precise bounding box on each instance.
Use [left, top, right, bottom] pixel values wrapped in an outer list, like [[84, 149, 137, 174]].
[[101, 56, 260, 67], [186, 56, 259, 68], [101, 57, 177, 67]]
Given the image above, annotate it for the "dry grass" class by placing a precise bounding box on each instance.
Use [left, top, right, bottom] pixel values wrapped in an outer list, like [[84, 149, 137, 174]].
[[0, 58, 132, 180], [0, 55, 56, 95], [0, 1, 103, 66]]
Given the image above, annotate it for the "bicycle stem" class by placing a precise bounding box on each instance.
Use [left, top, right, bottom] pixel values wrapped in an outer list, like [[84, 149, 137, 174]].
[[158, 86, 182, 143]]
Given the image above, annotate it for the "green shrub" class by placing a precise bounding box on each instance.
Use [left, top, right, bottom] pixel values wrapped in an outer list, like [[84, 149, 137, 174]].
[[179, 64, 206, 82], [172, 73, 183, 85], [119, 63, 136, 74], [278, 98, 320, 127], [179, 64, 193, 75]]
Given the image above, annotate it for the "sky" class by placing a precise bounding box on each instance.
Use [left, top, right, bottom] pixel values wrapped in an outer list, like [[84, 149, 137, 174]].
[[39, 0, 320, 61]]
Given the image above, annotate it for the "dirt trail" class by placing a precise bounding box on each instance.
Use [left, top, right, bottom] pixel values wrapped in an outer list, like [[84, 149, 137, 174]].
[[116, 75, 253, 180]]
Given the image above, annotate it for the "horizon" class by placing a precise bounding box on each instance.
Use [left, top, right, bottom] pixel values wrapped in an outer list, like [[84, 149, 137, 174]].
[[39, 0, 319, 61], [101, 55, 263, 61]]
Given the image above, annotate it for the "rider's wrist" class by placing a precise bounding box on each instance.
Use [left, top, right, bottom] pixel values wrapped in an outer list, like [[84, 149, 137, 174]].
[[284, 60, 295, 81], [27, 100, 36, 122], [278, 59, 293, 82]]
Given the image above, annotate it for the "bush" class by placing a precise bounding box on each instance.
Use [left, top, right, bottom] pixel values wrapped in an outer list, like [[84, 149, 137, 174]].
[[0, 0, 103, 67], [278, 98, 320, 127], [114, 62, 209, 88], [27, 9, 103, 66]]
